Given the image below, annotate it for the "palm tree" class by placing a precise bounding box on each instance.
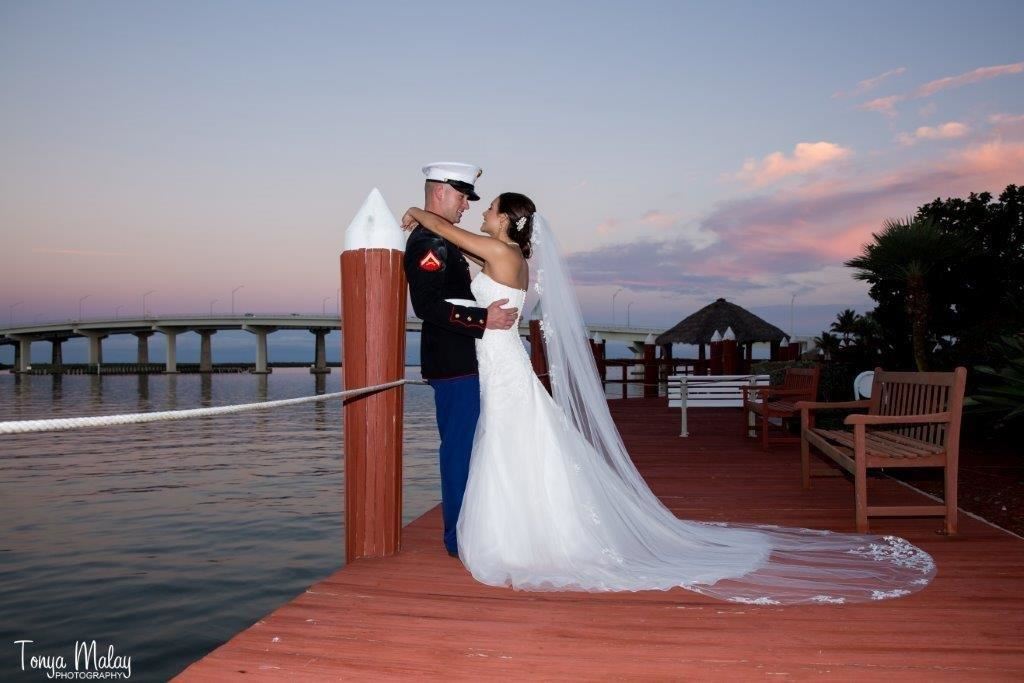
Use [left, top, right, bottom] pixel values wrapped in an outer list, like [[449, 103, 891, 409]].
[[830, 309, 861, 345], [852, 311, 885, 358], [813, 331, 841, 360], [845, 218, 965, 371]]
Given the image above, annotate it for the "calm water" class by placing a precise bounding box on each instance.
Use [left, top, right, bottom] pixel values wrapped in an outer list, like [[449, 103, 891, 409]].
[[0, 368, 440, 681]]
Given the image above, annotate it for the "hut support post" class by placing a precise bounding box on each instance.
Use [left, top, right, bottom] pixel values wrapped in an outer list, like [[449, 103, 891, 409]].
[[341, 189, 407, 563]]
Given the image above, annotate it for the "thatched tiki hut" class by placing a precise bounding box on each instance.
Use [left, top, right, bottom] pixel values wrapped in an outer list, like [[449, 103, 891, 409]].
[[655, 298, 789, 375]]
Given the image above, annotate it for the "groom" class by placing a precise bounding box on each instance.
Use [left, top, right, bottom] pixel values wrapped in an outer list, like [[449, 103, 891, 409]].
[[404, 161, 518, 557]]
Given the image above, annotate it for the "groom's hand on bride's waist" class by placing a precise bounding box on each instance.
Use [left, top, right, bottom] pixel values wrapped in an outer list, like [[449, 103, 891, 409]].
[[485, 299, 518, 330]]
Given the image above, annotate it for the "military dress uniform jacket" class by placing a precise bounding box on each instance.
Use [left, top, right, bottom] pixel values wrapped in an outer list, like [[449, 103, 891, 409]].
[[405, 225, 490, 380]]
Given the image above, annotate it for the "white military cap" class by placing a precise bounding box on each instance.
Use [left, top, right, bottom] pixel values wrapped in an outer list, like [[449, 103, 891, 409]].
[[422, 161, 483, 201]]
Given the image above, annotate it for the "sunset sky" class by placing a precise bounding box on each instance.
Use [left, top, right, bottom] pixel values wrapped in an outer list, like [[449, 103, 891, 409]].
[[2, 1, 1023, 363]]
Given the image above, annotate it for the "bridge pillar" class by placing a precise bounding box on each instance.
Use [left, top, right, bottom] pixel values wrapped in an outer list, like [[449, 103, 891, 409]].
[[82, 332, 107, 369], [244, 326, 276, 374], [199, 330, 216, 372], [134, 331, 153, 365], [162, 330, 179, 373], [51, 338, 63, 373], [16, 337, 31, 372], [310, 328, 331, 374]]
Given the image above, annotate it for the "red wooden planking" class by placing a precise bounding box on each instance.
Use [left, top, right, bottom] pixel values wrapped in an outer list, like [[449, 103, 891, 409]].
[[174, 401, 1024, 681]]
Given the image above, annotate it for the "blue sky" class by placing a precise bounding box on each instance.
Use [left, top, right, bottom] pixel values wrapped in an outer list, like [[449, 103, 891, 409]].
[[2, 1, 1023, 362]]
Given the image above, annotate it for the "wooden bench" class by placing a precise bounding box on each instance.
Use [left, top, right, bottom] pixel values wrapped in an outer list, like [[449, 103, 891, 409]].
[[668, 374, 769, 437], [797, 367, 967, 533], [741, 366, 821, 449]]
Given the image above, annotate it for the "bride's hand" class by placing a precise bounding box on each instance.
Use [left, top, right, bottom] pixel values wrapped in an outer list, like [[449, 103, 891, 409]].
[[401, 209, 418, 231]]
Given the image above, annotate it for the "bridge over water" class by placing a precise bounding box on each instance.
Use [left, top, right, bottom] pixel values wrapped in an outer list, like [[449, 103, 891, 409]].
[[0, 315, 662, 374]]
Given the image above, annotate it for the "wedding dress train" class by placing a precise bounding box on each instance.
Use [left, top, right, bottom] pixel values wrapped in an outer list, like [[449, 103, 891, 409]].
[[455, 225, 935, 605]]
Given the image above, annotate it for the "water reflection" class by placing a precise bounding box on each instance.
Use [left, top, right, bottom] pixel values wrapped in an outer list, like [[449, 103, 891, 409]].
[[200, 373, 213, 405], [0, 367, 438, 681], [166, 373, 178, 410], [313, 373, 328, 430], [136, 374, 149, 407]]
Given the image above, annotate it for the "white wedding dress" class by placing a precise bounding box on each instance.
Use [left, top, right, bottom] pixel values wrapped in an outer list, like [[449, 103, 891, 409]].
[[454, 270, 937, 605]]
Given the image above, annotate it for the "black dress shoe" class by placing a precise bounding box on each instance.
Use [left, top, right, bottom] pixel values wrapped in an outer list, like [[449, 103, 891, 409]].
[[447, 549, 459, 558]]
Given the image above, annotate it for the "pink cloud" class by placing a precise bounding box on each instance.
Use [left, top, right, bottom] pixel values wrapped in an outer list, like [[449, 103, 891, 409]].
[[568, 134, 1024, 301], [736, 142, 852, 187], [953, 140, 1024, 178], [640, 210, 679, 228], [859, 95, 901, 116], [858, 62, 1024, 117], [989, 113, 1024, 137], [833, 67, 906, 98], [595, 218, 620, 236], [912, 62, 1024, 98], [897, 121, 970, 146]]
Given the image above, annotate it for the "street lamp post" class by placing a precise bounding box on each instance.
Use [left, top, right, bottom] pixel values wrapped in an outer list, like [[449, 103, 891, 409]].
[[209, 299, 218, 316], [790, 293, 797, 339], [78, 295, 90, 320], [231, 285, 244, 315], [9, 301, 22, 327], [612, 287, 624, 326], [627, 301, 635, 328], [142, 290, 155, 318], [322, 296, 330, 315]]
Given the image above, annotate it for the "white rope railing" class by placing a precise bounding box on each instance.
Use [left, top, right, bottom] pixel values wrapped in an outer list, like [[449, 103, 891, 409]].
[[0, 378, 422, 435]]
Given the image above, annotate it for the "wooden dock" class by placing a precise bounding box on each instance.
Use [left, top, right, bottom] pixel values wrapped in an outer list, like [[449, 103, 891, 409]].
[[175, 400, 1024, 680]]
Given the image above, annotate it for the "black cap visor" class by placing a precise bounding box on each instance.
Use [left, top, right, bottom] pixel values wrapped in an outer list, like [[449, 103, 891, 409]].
[[430, 178, 480, 201]]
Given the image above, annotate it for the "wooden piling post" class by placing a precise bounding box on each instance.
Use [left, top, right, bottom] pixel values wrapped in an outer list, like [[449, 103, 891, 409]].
[[722, 326, 737, 375], [709, 330, 724, 375], [643, 333, 657, 398], [340, 188, 407, 562]]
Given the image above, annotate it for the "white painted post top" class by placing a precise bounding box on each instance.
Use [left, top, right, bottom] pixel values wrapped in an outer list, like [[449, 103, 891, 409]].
[[710, 330, 722, 342], [644, 333, 656, 345], [344, 188, 406, 252], [592, 332, 604, 343], [723, 326, 736, 341]]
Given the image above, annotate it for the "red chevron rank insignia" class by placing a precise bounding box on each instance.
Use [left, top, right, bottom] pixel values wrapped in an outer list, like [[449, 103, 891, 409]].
[[419, 249, 442, 272]]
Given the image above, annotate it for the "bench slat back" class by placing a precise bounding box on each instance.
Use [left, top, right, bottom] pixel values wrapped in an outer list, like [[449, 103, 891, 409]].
[[870, 368, 968, 448], [780, 366, 820, 399]]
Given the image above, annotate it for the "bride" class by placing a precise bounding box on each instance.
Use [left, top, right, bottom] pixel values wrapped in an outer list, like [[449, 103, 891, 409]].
[[401, 197, 935, 605]]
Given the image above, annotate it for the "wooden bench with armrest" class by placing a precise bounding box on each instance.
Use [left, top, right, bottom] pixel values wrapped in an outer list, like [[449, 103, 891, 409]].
[[741, 366, 821, 449], [796, 367, 967, 534]]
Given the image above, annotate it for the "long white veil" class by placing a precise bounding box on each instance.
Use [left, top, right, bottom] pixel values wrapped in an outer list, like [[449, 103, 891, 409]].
[[528, 214, 936, 604]]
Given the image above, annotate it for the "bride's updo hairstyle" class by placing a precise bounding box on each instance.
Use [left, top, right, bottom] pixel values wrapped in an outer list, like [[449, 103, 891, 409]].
[[498, 192, 537, 259]]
